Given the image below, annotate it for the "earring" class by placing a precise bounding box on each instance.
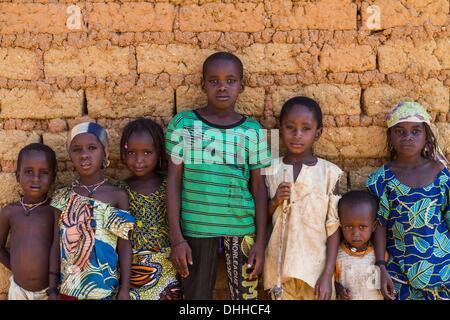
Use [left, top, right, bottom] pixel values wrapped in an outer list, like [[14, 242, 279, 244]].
[[388, 142, 394, 152], [103, 158, 110, 168]]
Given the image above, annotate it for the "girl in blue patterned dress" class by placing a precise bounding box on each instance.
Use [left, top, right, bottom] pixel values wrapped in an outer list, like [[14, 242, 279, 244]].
[[366, 102, 450, 300]]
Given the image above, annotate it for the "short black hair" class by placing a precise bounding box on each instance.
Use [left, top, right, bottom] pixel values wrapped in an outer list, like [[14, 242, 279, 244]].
[[202, 51, 244, 80], [16, 143, 57, 179], [120, 118, 166, 172], [279, 96, 323, 128], [338, 190, 378, 220]]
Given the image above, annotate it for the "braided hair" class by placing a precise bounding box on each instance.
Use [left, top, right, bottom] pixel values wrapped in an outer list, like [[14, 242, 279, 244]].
[[120, 118, 167, 172]]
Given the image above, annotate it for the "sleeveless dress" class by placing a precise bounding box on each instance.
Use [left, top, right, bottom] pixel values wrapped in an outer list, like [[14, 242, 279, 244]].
[[118, 179, 181, 300]]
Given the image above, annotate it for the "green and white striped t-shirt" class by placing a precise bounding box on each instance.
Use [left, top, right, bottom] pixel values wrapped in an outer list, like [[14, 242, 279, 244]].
[[165, 110, 271, 238]]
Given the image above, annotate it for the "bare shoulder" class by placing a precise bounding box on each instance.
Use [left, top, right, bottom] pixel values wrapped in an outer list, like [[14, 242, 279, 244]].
[[103, 183, 129, 210], [422, 159, 444, 177], [0, 203, 19, 219], [430, 159, 444, 171]]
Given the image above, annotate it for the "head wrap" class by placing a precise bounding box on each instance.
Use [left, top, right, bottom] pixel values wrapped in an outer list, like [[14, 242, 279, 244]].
[[67, 122, 109, 159], [386, 101, 431, 128], [386, 101, 448, 167]]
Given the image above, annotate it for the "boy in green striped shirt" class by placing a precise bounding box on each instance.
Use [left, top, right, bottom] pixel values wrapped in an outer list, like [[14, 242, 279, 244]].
[[166, 52, 271, 300]]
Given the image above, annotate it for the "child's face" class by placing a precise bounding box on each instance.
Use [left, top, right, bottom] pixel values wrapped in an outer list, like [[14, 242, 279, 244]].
[[17, 151, 54, 201], [124, 131, 159, 178], [280, 105, 322, 156], [340, 203, 376, 250], [69, 133, 105, 177], [201, 59, 244, 110], [390, 122, 426, 159]]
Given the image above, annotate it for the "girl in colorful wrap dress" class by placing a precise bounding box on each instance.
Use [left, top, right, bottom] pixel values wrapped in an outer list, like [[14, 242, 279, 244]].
[[118, 118, 181, 300], [48, 122, 135, 300], [366, 102, 450, 300]]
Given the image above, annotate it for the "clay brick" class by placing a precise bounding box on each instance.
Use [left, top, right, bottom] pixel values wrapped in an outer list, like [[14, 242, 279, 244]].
[[378, 39, 443, 74], [320, 44, 376, 72], [241, 44, 312, 74], [314, 126, 388, 158], [44, 46, 130, 78], [0, 172, 20, 206], [339, 171, 349, 194], [137, 44, 214, 74], [55, 171, 77, 190], [86, 87, 174, 118], [436, 123, 450, 154], [435, 38, 450, 70], [179, 3, 265, 32], [48, 119, 68, 133], [176, 86, 265, 116], [0, 48, 40, 80], [349, 166, 378, 189], [270, 0, 357, 31], [106, 127, 121, 161], [0, 130, 40, 161], [362, 79, 449, 116], [0, 88, 83, 120], [89, 3, 174, 32], [361, 0, 448, 30], [0, 3, 74, 35], [42, 132, 69, 161], [271, 84, 361, 116]]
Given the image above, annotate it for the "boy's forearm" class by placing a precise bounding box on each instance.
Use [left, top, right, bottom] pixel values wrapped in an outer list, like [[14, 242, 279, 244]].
[[117, 238, 132, 290], [167, 192, 183, 243], [0, 249, 11, 270], [268, 198, 278, 217], [323, 229, 340, 275], [167, 162, 184, 243], [49, 210, 61, 289], [252, 173, 267, 244]]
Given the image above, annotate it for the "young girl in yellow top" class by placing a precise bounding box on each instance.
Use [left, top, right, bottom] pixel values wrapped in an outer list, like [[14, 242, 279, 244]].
[[118, 118, 181, 300]]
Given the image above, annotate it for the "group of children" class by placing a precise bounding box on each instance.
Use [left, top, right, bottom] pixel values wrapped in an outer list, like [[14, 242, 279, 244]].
[[1, 52, 449, 300]]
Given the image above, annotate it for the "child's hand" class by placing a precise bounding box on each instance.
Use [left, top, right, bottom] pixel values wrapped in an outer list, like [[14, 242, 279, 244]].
[[273, 182, 291, 207], [247, 240, 265, 280], [380, 267, 395, 300], [335, 282, 351, 300], [170, 241, 193, 278], [117, 287, 131, 300], [315, 271, 333, 300]]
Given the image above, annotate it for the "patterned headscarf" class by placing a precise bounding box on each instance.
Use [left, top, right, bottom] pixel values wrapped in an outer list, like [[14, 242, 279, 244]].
[[386, 101, 431, 128], [386, 101, 448, 167], [68, 122, 109, 159]]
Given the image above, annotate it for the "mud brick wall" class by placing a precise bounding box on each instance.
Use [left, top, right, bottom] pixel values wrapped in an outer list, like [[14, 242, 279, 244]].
[[0, 0, 449, 299]]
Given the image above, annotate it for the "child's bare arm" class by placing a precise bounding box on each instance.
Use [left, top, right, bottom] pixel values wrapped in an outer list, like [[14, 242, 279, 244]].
[[167, 159, 192, 278], [48, 208, 61, 299], [373, 223, 395, 300], [248, 168, 267, 279], [115, 189, 132, 299], [115, 188, 130, 211], [0, 206, 11, 270], [117, 236, 132, 300], [315, 229, 340, 300]]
